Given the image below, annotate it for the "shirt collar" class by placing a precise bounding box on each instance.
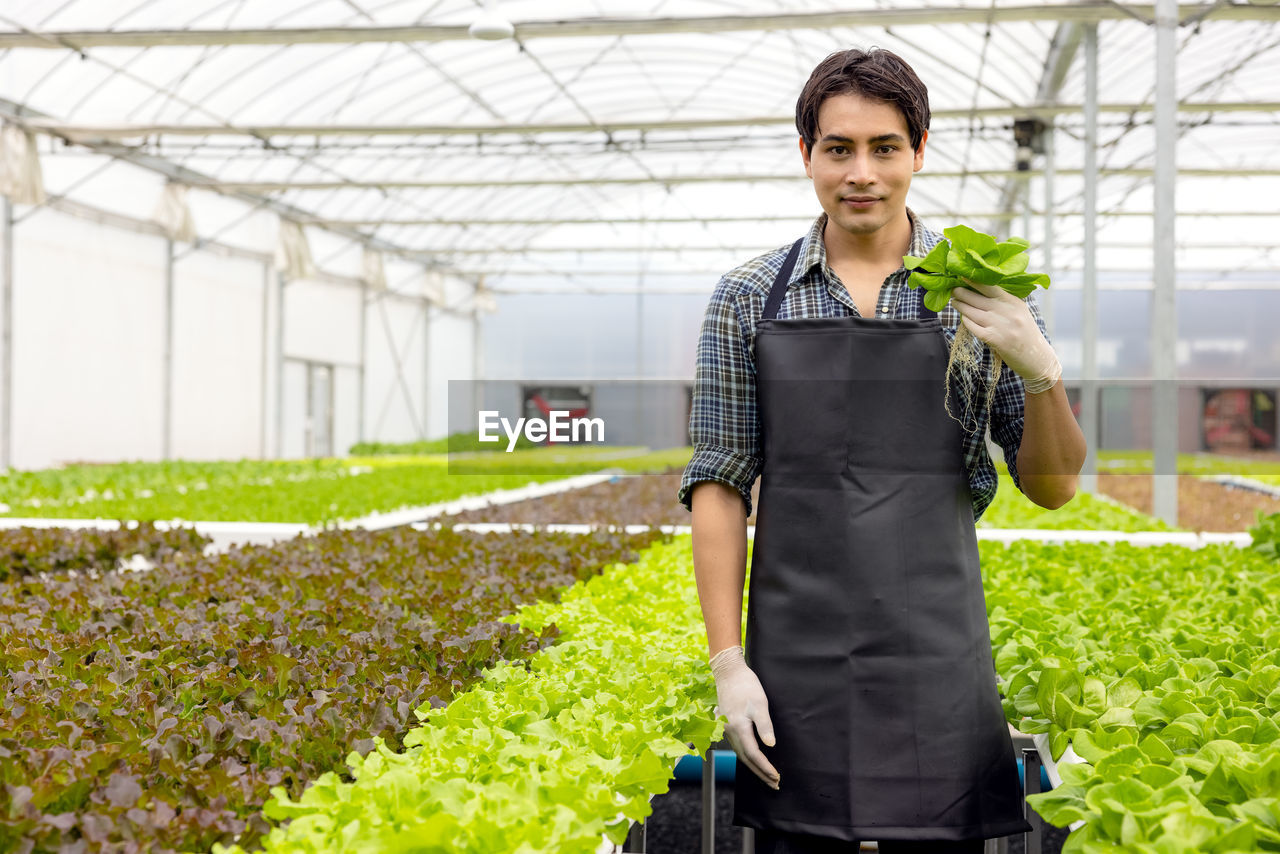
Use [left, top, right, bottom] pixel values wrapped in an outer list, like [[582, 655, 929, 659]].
[[788, 206, 932, 289]]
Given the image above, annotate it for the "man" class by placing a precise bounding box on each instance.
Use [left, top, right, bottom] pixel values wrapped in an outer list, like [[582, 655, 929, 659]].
[[677, 48, 1086, 854]]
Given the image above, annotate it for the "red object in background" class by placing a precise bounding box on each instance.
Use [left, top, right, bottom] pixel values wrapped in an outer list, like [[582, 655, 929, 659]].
[[1202, 388, 1276, 452], [530, 393, 588, 419]]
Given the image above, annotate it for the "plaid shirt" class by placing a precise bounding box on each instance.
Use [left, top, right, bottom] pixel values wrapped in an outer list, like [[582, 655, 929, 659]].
[[677, 208, 1049, 522]]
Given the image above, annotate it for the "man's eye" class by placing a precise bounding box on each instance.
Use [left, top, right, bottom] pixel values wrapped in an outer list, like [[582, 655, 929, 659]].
[[830, 146, 847, 155], [877, 146, 896, 154]]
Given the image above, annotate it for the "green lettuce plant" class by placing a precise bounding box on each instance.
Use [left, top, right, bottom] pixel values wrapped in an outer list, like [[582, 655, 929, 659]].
[[903, 225, 1051, 431], [983, 539, 1280, 852], [222, 538, 722, 854]]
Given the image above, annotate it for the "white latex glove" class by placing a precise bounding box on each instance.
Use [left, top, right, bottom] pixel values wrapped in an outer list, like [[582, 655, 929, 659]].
[[949, 281, 1062, 394], [710, 645, 780, 790]]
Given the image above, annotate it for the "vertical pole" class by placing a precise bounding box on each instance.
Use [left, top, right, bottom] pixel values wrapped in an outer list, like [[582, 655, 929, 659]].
[[1041, 123, 1055, 343], [1080, 23, 1100, 495], [471, 305, 483, 429], [422, 299, 432, 440], [275, 272, 286, 458], [1, 199, 12, 471], [1152, 0, 1179, 525], [472, 305, 483, 380], [304, 361, 313, 458], [701, 749, 716, 854], [260, 263, 269, 459], [163, 238, 174, 460], [358, 279, 367, 446], [1023, 747, 1043, 854]]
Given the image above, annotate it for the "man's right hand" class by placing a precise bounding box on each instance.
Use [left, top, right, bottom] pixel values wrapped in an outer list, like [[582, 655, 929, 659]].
[[710, 645, 780, 790]]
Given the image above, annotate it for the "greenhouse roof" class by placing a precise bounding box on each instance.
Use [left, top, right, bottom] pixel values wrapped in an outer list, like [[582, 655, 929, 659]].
[[0, 0, 1277, 295]]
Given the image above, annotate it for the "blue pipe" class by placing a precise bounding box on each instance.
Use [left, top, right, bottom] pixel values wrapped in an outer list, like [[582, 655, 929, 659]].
[[673, 751, 1053, 791]]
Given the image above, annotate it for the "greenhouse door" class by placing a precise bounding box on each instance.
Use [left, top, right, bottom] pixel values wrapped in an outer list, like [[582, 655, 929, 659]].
[[306, 363, 335, 458]]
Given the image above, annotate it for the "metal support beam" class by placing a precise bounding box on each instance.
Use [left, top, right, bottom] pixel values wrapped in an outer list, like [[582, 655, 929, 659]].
[[296, 209, 1280, 227], [1152, 0, 1179, 525], [163, 238, 174, 460], [20, 100, 1279, 140], [1042, 122, 1056, 341], [1, 199, 11, 471], [201, 167, 1280, 192], [0, 97, 456, 275], [260, 262, 269, 459], [1080, 23, 1100, 495], [472, 307, 483, 384], [358, 279, 368, 445], [992, 21, 1081, 235], [423, 239, 1269, 255], [0, 4, 1274, 49], [422, 302, 432, 442], [275, 272, 286, 459]]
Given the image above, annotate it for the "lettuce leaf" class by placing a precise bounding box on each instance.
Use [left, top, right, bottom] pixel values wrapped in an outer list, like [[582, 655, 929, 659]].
[[902, 224, 1050, 310]]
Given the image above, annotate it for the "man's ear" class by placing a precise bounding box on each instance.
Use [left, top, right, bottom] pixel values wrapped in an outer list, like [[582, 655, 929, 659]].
[[799, 137, 813, 179], [913, 129, 928, 172]]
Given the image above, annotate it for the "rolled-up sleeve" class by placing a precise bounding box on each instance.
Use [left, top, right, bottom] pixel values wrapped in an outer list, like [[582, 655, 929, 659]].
[[677, 278, 763, 515], [988, 290, 1051, 493]]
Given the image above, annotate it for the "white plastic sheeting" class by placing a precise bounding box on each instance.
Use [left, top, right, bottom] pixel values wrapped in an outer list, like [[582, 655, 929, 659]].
[[153, 182, 195, 243], [169, 250, 266, 460], [0, 125, 44, 205], [12, 209, 166, 468]]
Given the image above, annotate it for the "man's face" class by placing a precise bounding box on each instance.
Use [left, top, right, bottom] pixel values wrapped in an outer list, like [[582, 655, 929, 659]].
[[800, 92, 927, 239]]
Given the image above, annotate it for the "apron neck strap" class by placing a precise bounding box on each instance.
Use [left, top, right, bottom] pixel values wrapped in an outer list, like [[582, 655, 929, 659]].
[[760, 236, 940, 321], [761, 239, 803, 320]]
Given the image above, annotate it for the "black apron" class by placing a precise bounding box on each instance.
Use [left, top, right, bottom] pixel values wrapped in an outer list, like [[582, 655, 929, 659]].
[[733, 240, 1032, 842]]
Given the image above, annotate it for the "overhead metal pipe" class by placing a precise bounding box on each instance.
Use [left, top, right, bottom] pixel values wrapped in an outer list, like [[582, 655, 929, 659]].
[[203, 167, 1280, 191], [296, 210, 1280, 227], [0, 4, 1273, 49], [19, 101, 1279, 139]]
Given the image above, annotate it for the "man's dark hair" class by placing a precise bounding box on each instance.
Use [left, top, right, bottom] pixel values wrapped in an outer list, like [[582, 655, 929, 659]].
[[795, 48, 931, 154]]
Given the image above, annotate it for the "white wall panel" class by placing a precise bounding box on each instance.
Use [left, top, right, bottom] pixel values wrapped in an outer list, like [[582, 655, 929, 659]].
[[333, 365, 360, 457], [282, 277, 361, 366], [280, 360, 308, 459], [363, 293, 426, 444], [427, 309, 476, 440], [12, 209, 166, 470], [171, 251, 266, 460]]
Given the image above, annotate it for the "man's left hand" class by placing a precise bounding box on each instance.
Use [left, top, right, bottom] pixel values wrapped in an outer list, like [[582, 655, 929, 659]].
[[949, 281, 1061, 392]]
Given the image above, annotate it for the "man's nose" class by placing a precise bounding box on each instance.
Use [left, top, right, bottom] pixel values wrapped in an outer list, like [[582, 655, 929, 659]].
[[844, 154, 875, 186]]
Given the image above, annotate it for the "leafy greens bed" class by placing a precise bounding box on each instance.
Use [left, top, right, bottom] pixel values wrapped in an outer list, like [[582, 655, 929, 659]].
[[984, 538, 1280, 852], [0, 525, 662, 853], [220, 537, 722, 854], [979, 470, 1176, 532], [0, 521, 209, 581], [0, 448, 690, 525]]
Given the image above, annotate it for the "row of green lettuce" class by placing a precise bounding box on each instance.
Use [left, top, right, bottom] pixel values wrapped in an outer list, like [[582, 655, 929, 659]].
[[986, 516, 1280, 852], [0, 524, 664, 853], [348, 431, 539, 455], [217, 537, 723, 854], [0, 447, 691, 525], [230, 520, 1280, 853], [980, 469, 1175, 532], [1, 446, 1178, 530]]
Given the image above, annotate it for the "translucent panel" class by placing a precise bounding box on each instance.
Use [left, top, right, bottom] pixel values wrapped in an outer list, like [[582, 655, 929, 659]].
[[0, 0, 1273, 299]]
